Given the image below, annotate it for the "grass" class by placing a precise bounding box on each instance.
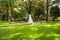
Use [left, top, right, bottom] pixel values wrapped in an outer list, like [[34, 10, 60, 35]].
[[0, 21, 60, 40]]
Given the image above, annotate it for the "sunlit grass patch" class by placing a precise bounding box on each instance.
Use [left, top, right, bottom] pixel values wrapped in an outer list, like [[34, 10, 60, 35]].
[[46, 34, 60, 37], [54, 38, 60, 40], [0, 22, 60, 40]]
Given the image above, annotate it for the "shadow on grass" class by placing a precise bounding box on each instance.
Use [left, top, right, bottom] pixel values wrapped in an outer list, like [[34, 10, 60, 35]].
[[0, 22, 60, 40]]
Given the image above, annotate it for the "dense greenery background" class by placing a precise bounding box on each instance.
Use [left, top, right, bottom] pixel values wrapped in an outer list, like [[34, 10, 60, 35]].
[[0, 0, 60, 21]]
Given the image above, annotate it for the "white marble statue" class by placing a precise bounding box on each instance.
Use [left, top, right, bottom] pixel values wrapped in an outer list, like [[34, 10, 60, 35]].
[[28, 14, 34, 24]]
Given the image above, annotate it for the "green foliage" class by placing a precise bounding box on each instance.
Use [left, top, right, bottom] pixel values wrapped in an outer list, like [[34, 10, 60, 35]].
[[0, 0, 60, 21], [50, 6, 60, 17], [50, 6, 60, 21]]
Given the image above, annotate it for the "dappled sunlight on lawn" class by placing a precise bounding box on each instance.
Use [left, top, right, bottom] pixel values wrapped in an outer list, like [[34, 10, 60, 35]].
[[47, 34, 60, 37], [8, 33, 21, 39], [54, 38, 60, 40], [0, 22, 60, 40]]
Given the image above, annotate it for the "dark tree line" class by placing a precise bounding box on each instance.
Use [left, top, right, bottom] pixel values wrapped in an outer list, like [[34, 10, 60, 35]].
[[0, 0, 60, 22], [50, 5, 60, 21]]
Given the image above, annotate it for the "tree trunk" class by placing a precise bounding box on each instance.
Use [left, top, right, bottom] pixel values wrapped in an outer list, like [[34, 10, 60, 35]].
[[52, 16, 56, 21], [28, 0, 34, 24], [8, 1, 12, 21], [8, 7, 11, 21], [46, 0, 49, 21]]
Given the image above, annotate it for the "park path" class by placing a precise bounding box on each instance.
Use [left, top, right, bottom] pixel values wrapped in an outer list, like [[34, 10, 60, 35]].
[[0, 23, 37, 28], [0, 22, 60, 28]]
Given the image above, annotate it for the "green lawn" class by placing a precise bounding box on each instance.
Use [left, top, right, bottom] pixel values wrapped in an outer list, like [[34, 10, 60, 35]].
[[0, 21, 60, 40]]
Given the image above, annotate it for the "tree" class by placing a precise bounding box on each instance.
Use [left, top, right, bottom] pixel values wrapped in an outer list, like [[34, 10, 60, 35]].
[[34, 0, 45, 21], [46, 0, 52, 21], [23, 0, 35, 24], [22, 0, 46, 23], [50, 6, 60, 21], [0, 0, 13, 21], [0, 0, 18, 21], [50, 0, 60, 21]]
